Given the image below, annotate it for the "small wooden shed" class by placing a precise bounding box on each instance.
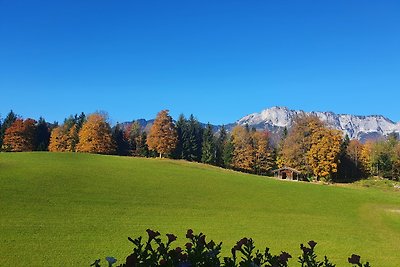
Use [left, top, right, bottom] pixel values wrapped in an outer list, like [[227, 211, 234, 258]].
[[272, 167, 302, 181]]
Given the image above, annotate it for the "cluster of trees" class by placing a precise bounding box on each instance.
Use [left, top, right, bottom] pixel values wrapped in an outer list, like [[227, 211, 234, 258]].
[[277, 116, 400, 182], [338, 133, 400, 181], [146, 110, 275, 175], [1, 109, 399, 182], [0, 111, 52, 152], [278, 116, 343, 181], [48, 113, 86, 152], [276, 115, 400, 182]]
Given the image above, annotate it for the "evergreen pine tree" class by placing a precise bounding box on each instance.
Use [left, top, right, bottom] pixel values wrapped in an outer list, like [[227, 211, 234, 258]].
[[336, 134, 351, 181], [75, 112, 86, 132], [186, 114, 203, 162], [137, 131, 150, 157], [216, 125, 227, 167], [181, 121, 191, 160], [201, 123, 216, 165], [35, 117, 51, 151], [112, 123, 130, 156], [63, 115, 76, 129], [173, 114, 186, 159], [222, 136, 234, 168]]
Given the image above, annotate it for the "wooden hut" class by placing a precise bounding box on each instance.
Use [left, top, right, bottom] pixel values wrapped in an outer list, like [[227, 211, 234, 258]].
[[272, 167, 301, 181]]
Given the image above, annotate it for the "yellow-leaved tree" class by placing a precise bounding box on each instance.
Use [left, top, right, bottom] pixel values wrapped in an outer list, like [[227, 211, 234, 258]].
[[252, 131, 274, 175], [307, 128, 342, 181], [76, 113, 115, 154], [280, 115, 325, 176], [146, 110, 177, 158], [360, 140, 374, 176], [48, 124, 75, 152], [231, 126, 274, 174], [49, 125, 67, 152], [48, 114, 85, 152], [346, 139, 366, 177], [231, 125, 254, 172]]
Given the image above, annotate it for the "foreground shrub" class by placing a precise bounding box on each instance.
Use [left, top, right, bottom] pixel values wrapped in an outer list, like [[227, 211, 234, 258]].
[[91, 229, 371, 267]]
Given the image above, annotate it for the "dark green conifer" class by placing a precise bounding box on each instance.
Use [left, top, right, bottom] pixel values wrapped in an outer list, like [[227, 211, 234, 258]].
[[112, 123, 130, 156], [201, 123, 216, 165], [222, 136, 234, 168], [185, 114, 203, 162], [216, 125, 227, 167], [173, 114, 186, 159], [137, 131, 149, 157], [35, 117, 51, 151]]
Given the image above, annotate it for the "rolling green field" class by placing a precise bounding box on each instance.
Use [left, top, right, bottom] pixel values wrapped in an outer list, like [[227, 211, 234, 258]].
[[1, 153, 400, 266]]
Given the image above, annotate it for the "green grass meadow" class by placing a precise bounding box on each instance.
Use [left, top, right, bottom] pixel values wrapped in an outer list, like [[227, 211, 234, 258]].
[[1, 153, 400, 266]]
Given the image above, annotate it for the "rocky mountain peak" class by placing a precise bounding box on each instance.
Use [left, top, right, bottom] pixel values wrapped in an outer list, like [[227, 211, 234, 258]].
[[237, 107, 399, 142]]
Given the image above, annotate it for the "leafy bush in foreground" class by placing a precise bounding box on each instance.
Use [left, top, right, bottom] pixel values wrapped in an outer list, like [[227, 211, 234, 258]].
[[91, 229, 371, 267]]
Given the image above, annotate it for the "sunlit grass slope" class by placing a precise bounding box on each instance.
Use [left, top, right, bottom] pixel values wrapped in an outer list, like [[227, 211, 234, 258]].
[[0, 152, 399, 266]]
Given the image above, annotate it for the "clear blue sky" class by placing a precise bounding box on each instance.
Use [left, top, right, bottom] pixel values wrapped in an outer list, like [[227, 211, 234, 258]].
[[1, 0, 399, 124]]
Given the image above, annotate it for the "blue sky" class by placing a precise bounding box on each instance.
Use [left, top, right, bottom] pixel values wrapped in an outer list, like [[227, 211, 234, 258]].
[[1, 1, 399, 124]]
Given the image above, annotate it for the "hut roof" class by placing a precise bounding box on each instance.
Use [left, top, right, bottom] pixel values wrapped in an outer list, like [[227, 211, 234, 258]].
[[272, 166, 301, 174]]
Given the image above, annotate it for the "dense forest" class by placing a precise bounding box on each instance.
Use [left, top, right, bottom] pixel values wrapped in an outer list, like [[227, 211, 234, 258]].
[[1, 109, 399, 182]]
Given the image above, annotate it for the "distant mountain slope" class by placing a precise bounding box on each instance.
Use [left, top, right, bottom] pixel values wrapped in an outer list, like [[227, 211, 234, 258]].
[[237, 106, 400, 142], [122, 107, 399, 142]]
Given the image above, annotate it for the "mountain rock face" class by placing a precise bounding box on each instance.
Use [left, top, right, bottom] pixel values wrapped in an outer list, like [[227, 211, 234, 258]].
[[237, 106, 400, 142], [122, 107, 398, 143]]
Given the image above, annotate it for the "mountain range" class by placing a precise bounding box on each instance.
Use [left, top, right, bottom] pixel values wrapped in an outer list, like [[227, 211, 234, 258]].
[[237, 106, 400, 142], [127, 107, 400, 143]]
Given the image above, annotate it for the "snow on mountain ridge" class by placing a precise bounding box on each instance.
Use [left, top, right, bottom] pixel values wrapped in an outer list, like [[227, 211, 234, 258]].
[[237, 106, 400, 140]]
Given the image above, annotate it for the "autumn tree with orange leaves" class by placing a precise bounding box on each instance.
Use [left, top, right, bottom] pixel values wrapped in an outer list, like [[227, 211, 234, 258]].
[[147, 110, 177, 158], [279, 115, 343, 181], [48, 113, 86, 152], [346, 139, 364, 169], [346, 139, 366, 179], [2, 118, 37, 152], [280, 115, 325, 176], [359, 140, 374, 176], [48, 124, 75, 152], [231, 125, 254, 172], [76, 113, 115, 154], [231, 125, 274, 174], [252, 130, 274, 175], [307, 127, 342, 181]]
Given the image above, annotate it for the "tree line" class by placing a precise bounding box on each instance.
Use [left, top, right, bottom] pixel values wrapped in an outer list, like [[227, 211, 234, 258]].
[[1, 109, 399, 182]]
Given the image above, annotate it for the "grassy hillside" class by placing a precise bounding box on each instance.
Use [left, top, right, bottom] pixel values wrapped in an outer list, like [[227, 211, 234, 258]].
[[0, 153, 399, 266]]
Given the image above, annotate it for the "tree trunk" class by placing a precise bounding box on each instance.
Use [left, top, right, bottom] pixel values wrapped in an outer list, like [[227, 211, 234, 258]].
[[159, 152, 162, 158]]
